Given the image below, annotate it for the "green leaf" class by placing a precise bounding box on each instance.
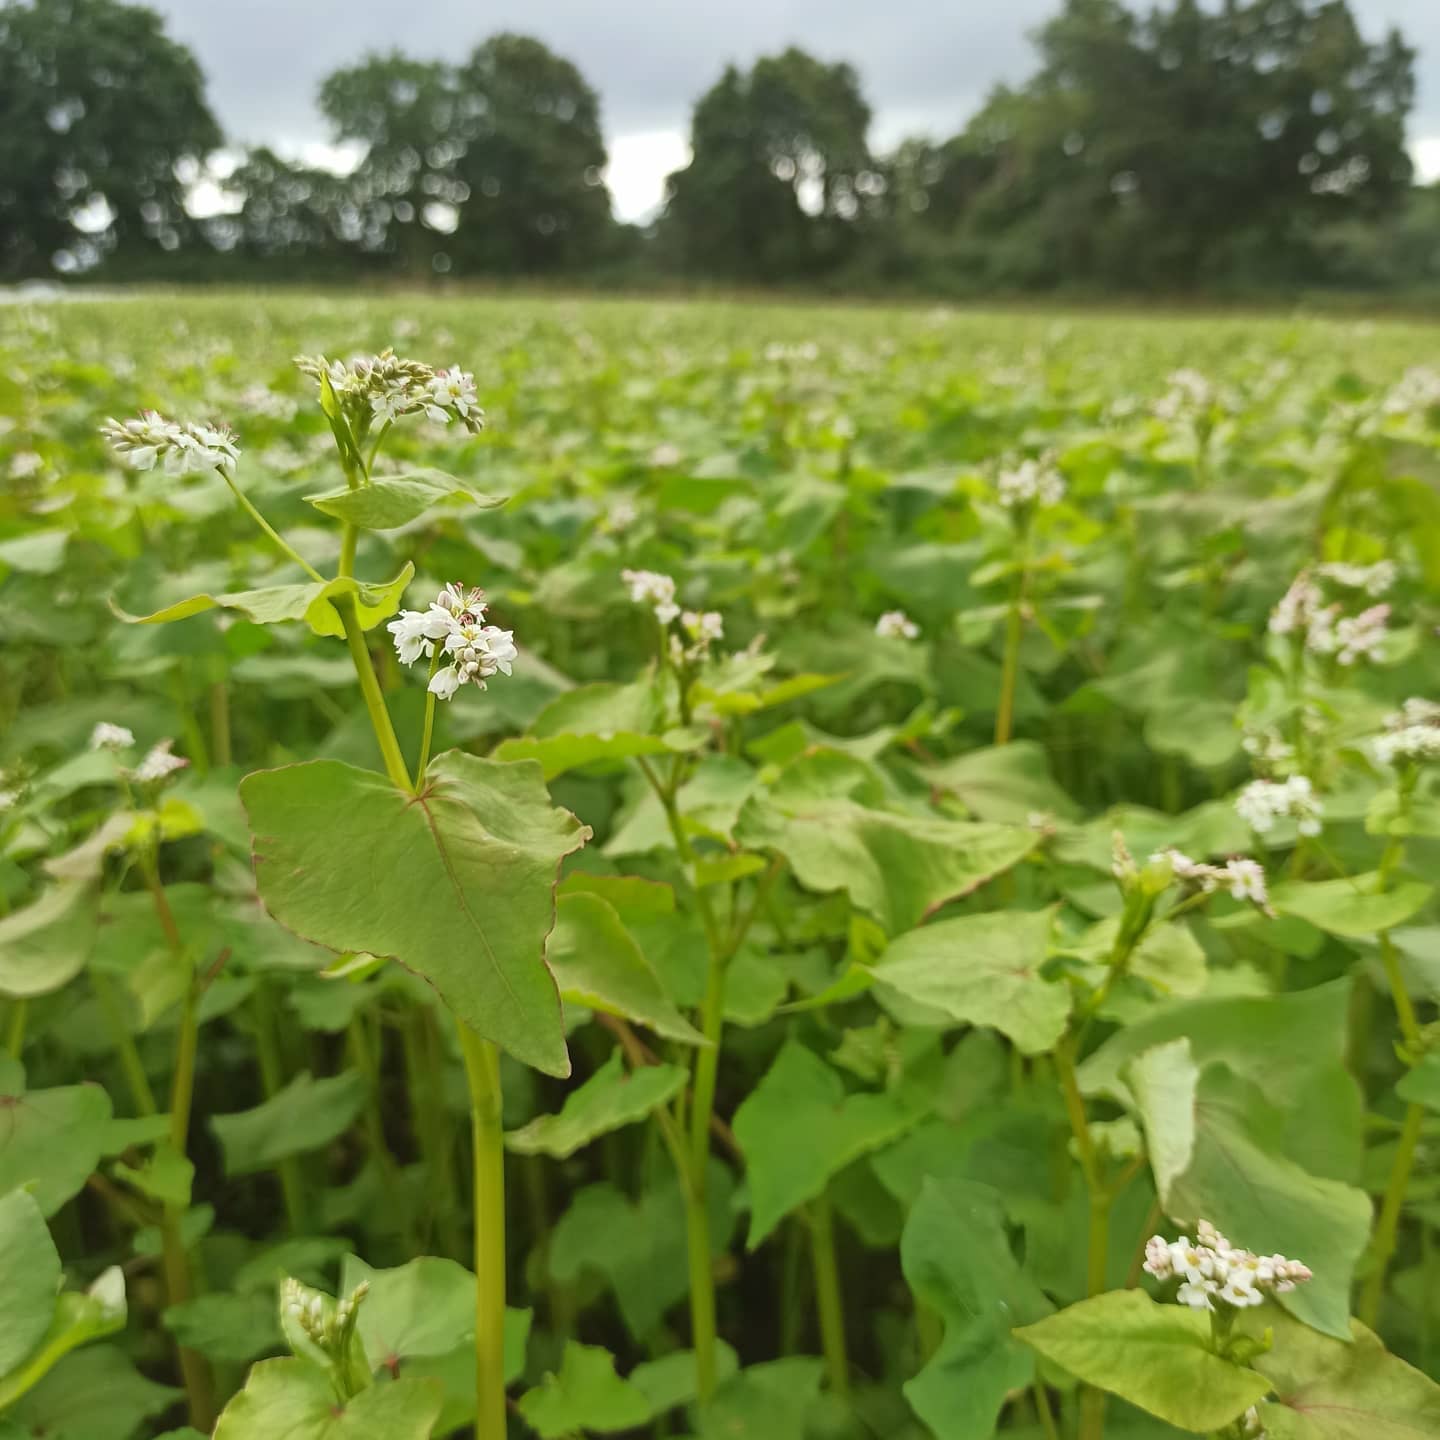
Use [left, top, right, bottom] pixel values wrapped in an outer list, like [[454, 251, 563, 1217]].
[[162, 1291, 282, 1365], [1069, 916, 1208, 1000], [738, 781, 1034, 934], [213, 1358, 443, 1440], [548, 1165, 736, 1343], [517, 1342, 652, 1438], [505, 1051, 687, 1159], [395, 1310, 532, 1436], [732, 1040, 927, 1248], [923, 741, 1079, 823], [1126, 1042, 1370, 1338], [305, 470, 503, 530], [113, 1142, 194, 1207], [696, 1358, 823, 1440], [341, 1255, 478, 1366], [0, 884, 97, 998], [900, 1179, 1053, 1440], [211, 1071, 366, 1176], [1246, 1308, 1440, 1439], [0, 1189, 61, 1379], [0, 1072, 112, 1216], [868, 909, 1070, 1055], [629, 1345, 739, 1416], [1014, 1290, 1270, 1433], [241, 753, 589, 1077], [4, 1345, 178, 1440], [1396, 1051, 1440, 1110], [548, 893, 703, 1045], [1144, 702, 1241, 768], [492, 681, 673, 780], [1269, 873, 1433, 939], [115, 564, 415, 639]]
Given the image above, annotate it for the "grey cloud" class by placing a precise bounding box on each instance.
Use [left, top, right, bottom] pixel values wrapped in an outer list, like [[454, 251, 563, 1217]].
[[149, 0, 1440, 150]]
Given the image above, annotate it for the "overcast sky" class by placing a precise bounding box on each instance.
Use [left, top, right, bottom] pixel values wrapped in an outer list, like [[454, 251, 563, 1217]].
[[149, 0, 1440, 222]]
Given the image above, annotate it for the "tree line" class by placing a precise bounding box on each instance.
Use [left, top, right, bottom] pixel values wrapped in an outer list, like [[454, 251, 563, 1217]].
[[1, 0, 1436, 294]]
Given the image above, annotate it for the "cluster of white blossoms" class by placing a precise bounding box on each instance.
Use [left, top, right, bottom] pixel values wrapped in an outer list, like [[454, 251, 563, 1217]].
[[388, 584, 517, 701], [875, 610, 920, 640], [621, 569, 680, 625], [101, 412, 240, 478], [126, 739, 188, 785], [281, 1277, 369, 1352], [1374, 697, 1440, 767], [1240, 727, 1297, 777], [1236, 775, 1324, 837], [1268, 570, 1390, 666], [293, 349, 483, 434], [1315, 559, 1397, 597], [1151, 849, 1270, 908], [996, 457, 1066, 510], [672, 609, 724, 664], [89, 722, 135, 751], [1154, 367, 1218, 421], [9, 450, 42, 480], [1144, 1220, 1312, 1312], [1381, 365, 1440, 418]]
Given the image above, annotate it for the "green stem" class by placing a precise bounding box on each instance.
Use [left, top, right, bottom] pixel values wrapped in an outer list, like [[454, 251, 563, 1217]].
[[339, 599, 413, 791], [994, 523, 1031, 746], [222, 469, 324, 581], [418, 648, 443, 783], [1056, 1034, 1109, 1440], [251, 981, 306, 1233], [338, 521, 358, 580], [1034, 1380, 1061, 1440], [1359, 1101, 1425, 1327], [4, 999, 26, 1060], [92, 972, 156, 1115], [808, 1191, 850, 1398], [1378, 932, 1422, 1054], [457, 1023, 507, 1440]]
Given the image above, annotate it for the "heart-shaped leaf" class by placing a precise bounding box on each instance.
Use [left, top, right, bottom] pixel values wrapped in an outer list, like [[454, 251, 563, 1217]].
[[213, 1358, 442, 1439], [305, 470, 504, 530], [241, 753, 589, 1076]]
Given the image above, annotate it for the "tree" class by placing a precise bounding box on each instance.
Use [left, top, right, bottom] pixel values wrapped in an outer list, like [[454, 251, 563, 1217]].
[[900, 0, 1416, 290], [319, 53, 464, 275], [0, 0, 221, 276], [449, 33, 614, 274], [660, 48, 879, 281]]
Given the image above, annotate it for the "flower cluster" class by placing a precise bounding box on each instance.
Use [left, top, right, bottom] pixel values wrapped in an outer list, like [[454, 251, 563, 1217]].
[[1268, 570, 1390, 666], [388, 584, 516, 701], [89, 722, 135, 751], [621, 569, 680, 625], [294, 349, 483, 434], [996, 457, 1066, 510], [875, 610, 919, 640], [101, 412, 240, 478], [671, 609, 724, 665], [1152, 850, 1270, 909], [1315, 560, 1396, 597], [282, 1277, 369, 1353], [1235, 775, 1323, 836], [1144, 1220, 1311, 1312], [1374, 697, 1440, 767], [1154, 367, 1217, 420], [126, 739, 188, 785], [1382, 365, 1440, 418]]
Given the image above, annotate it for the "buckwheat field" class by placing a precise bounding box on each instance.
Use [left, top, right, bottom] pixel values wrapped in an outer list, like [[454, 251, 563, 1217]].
[[1, 293, 1438, 1440]]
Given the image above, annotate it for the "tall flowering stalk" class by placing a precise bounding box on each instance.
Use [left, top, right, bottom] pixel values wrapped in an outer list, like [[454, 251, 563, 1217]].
[[104, 349, 535, 1440]]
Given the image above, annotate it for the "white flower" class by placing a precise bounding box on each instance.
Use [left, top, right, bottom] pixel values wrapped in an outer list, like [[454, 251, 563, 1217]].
[[0, 787, 19, 813], [996, 457, 1065, 509], [1382, 366, 1440, 418], [875, 610, 919, 640], [127, 739, 188, 784], [648, 443, 682, 468], [1145, 1221, 1310, 1313], [1221, 858, 1268, 907], [8, 450, 42, 479], [1373, 698, 1440, 766], [428, 666, 463, 701], [604, 497, 640, 533], [674, 610, 723, 664], [1333, 604, 1389, 666], [1236, 775, 1323, 837], [1269, 571, 1323, 637], [1155, 368, 1216, 420], [424, 368, 483, 429], [621, 568, 680, 624], [89, 722, 135, 751], [295, 350, 484, 435], [100, 412, 240, 478], [1316, 560, 1396, 597]]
